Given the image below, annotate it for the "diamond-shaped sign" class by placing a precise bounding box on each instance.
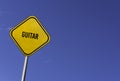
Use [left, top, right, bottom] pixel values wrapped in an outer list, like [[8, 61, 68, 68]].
[[10, 16, 50, 56]]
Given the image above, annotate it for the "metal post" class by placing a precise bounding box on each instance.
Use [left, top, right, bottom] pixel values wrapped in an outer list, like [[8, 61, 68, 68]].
[[21, 56, 29, 81]]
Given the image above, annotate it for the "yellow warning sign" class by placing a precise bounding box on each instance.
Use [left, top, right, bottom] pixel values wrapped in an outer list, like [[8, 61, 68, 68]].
[[10, 16, 50, 56]]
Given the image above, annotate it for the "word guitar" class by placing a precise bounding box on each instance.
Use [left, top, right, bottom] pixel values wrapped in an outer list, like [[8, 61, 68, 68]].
[[22, 31, 39, 39]]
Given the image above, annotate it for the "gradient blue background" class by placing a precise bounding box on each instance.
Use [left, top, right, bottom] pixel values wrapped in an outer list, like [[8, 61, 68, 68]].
[[0, 0, 120, 81]]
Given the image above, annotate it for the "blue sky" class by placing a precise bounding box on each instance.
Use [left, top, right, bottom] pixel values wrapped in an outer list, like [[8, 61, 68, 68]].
[[0, 0, 120, 81]]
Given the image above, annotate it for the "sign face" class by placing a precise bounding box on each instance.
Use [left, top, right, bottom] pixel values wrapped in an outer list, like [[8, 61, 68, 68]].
[[10, 16, 50, 56]]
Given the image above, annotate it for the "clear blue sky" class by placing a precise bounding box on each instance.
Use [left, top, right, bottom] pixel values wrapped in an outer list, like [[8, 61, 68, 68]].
[[0, 0, 120, 81]]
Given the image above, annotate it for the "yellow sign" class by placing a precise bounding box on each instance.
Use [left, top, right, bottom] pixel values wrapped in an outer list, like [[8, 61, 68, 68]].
[[10, 16, 50, 56]]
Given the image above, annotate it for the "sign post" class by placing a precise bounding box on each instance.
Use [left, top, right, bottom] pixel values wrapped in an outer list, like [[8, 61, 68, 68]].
[[21, 56, 29, 81], [10, 16, 50, 81]]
